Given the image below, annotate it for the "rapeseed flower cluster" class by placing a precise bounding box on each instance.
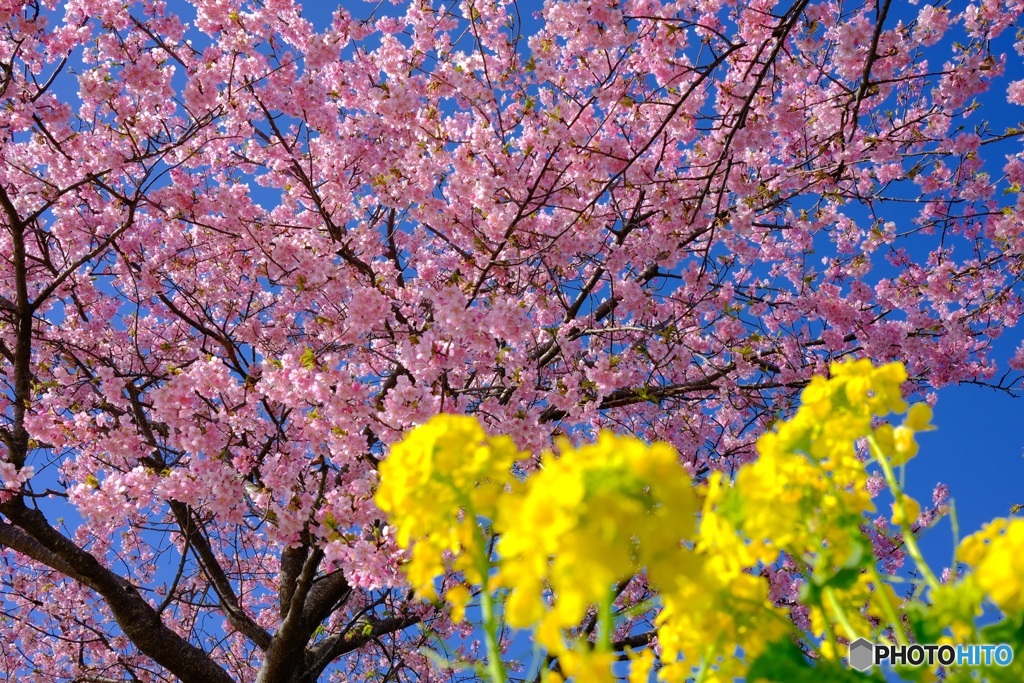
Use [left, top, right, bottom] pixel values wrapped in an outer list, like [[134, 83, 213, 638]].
[[714, 360, 926, 571], [654, 551, 790, 682], [374, 359, 1024, 682], [687, 360, 935, 676], [496, 432, 697, 653], [958, 518, 1024, 613], [374, 414, 519, 600]]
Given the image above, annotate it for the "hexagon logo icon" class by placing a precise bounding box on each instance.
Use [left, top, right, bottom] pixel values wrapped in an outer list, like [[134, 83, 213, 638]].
[[849, 638, 875, 672]]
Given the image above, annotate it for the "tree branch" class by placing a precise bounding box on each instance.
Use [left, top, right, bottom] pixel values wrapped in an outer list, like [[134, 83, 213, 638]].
[[168, 500, 273, 651], [0, 500, 234, 683]]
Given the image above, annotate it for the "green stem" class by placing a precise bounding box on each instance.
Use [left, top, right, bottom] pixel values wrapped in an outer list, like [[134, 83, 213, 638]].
[[868, 566, 908, 646], [948, 500, 960, 575], [868, 435, 940, 591], [823, 586, 859, 642], [478, 576, 507, 683], [820, 601, 840, 663], [694, 646, 712, 683], [597, 590, 613, 654], [462, 496, 506, 683]]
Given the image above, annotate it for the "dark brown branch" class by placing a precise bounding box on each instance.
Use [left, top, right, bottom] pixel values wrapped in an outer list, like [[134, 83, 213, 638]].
[[256, 545, 324, 683], [302, 570, 352, 630], [304, 614, 421, 682], [540, 363, 736, 423], [168, 501, 273, 651], [0, 501, 234, 683]]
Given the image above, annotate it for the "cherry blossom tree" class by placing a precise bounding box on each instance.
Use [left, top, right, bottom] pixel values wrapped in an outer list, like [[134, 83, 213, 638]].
[[0, 0, 1022, 680]]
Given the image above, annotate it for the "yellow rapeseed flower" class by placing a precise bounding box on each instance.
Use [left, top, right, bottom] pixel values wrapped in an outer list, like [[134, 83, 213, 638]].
[[656, 554, 788, 681], [891, 495, 921, 526], [374, 359, 955, 683], [374, 414, 519, 599], [959, 518, 1024, 613], [495, 431, 698, 652]]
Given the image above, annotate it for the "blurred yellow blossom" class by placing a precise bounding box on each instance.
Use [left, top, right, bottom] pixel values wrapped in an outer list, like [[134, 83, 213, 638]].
[[495, 431, 698, 652], [370, 360, 1023, 683], [891, 495, 921, 526], [958, 518, 1024, 613], [374, 414, 519, 599]]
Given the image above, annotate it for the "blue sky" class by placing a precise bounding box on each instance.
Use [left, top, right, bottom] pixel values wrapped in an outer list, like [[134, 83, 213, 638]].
[[913, 377, 1023, 577]]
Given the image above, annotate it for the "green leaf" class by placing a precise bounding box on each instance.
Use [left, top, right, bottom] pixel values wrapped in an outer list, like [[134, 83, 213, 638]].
[[748, 638, 882, 682], [892, 663, 936, 682], [300, 348, 318, 371], [906, 602, 943, 645], [747, 638, 816, 683], [817, 535, 872, 592], [981, 613, 1024, 648]]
